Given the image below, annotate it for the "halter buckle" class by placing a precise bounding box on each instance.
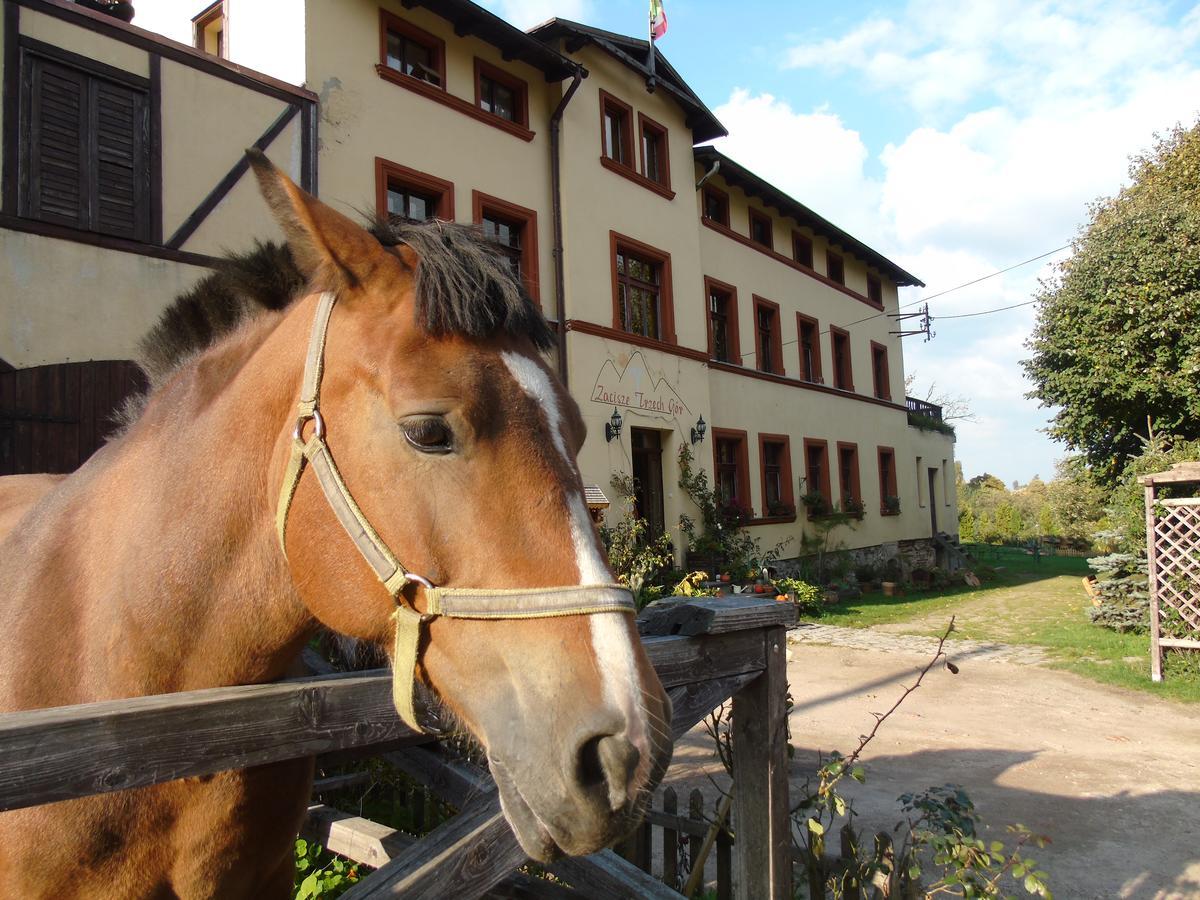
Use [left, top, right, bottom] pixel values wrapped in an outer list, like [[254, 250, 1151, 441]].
[[293, 408, 325, 442], [403, 572, 434, 590]]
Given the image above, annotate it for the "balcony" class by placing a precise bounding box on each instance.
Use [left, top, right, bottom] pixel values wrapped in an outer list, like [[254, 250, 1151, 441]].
[[906, 397, 955, 437]]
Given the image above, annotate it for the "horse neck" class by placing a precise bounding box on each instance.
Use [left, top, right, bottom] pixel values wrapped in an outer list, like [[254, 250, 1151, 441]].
[[81, 306, 315, 695]]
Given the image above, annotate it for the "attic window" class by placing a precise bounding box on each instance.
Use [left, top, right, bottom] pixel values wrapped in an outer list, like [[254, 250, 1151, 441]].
[[381, 12, 445, 87]]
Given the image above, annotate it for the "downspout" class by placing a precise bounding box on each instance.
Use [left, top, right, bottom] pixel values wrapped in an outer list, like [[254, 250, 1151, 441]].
[[550, 68, 583, 387]]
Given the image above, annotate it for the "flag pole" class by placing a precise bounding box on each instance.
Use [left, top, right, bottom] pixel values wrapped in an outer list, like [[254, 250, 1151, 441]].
[[647, 2, 657, 93]]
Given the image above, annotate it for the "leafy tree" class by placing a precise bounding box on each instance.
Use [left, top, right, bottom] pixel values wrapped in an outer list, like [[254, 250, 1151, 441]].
[[1024, 120, 1200, 481]]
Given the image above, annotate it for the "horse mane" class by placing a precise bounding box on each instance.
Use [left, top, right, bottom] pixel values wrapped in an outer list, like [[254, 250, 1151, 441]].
[[124, 219, 554, 425]]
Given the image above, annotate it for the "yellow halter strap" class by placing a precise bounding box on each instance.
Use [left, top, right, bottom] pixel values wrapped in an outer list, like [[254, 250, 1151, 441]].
[[275, 291, 635, 731]]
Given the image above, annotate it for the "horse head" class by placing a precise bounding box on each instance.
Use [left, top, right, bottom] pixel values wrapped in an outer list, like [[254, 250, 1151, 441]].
[[249, 154, 672, 861]]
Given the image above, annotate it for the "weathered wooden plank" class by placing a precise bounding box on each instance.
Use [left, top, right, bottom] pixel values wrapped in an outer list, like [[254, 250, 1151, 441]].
[[551, 849, 686, 899], [303, 803, 414, 868], [643, 630, 769, 689], [1160, 638, 1200, 649], [639, 596, 796, 638], [0, 671, 419, 812], [341, 794, 525, 900], [731, 626, 791, 900], [642, 806, 709, 839], [667, 672, 758, 741], [312, 771, 374, 795]]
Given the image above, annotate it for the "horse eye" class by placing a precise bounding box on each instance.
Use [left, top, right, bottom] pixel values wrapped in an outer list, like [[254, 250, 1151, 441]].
[[402, 417, 453, 454]]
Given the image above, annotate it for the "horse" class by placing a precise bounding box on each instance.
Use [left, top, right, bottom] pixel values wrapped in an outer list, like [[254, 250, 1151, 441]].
[[0, 151, 673, 898]]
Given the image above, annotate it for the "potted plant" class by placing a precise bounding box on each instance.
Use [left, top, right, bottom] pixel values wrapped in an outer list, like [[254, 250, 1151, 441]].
[[800, 491, 830, 516], [882, 495, 901, 515], [766, 500, 796, 519], [842, 496, 865, 517]]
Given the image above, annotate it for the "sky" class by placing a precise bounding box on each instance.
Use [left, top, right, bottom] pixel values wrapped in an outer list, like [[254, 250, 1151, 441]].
[[135, 0, 1200, 484]]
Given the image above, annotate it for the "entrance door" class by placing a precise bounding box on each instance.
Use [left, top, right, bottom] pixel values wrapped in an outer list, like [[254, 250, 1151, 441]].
[[631, 428, 665, 539], [928, 467, 939, 536]]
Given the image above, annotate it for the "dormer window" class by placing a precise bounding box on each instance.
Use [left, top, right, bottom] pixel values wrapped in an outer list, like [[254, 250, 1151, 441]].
[[382, 13, 444, 87]]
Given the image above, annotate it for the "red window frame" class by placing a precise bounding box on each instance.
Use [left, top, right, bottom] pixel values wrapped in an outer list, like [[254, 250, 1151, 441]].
[[792, 231, 813, 268], [599, 89, 634, 170], [830, 326, 853, 391], [378, 10, 445, 89], [474, 58, 529, 128], [878, 446, 899, 515], [712, 428, 752, 516], [637, 111, 671, 190], [796, 313, 823, 384], [705, 276, 741, 365], [759, 433, 795, 520], [702, 184, 730, 226], [472, 190, 539, 305], [802, 438, 832, 518], [837, 441, 862, 513], [826, 250, 845, 285], [375, 157, 454, 222], [752, 295, 783, 375], [749, 207, 773, 250], [609, 231, 675, 344], [867, 273, 883, 305], [870, 340, 891, 400]]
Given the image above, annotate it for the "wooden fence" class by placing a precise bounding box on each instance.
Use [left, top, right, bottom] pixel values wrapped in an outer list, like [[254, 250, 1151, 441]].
[[0, 596, 794, 899]]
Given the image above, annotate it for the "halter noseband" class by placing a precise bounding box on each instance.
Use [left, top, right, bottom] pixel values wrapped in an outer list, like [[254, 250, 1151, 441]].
[[275, 291, 636, 731]]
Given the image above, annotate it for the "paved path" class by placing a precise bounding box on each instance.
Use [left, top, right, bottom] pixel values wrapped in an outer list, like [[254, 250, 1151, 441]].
[[789, 621, 1050, 665]]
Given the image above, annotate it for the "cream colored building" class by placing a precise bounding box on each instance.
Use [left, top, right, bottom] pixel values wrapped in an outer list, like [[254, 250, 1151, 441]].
[[1, 0, 957, 565]]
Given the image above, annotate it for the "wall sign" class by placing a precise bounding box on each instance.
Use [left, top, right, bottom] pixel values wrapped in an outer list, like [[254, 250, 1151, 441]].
[[590, 350, 690, 422]]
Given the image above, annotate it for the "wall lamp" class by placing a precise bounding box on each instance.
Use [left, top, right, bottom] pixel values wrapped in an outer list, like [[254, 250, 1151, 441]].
[[605, 407, 623, 443], [690, 415, 707, 444]]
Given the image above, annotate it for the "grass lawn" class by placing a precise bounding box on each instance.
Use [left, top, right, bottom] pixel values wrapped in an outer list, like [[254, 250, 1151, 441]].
[[813, 545, 1200, 703]]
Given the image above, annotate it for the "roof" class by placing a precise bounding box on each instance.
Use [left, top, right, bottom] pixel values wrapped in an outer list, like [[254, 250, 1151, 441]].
[[584, 485, 611, 509], [1139, 462, 1200, 486], [528, 19, 727, 143], [399, 0, 584, 81], [695, 146, 925, 288]]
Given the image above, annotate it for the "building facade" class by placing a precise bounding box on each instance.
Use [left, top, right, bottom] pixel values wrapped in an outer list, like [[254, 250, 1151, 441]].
[[0, 0, 957, 564]]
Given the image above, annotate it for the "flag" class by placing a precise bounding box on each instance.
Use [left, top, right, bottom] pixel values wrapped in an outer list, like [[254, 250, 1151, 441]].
[[650, 0, 667, 40]]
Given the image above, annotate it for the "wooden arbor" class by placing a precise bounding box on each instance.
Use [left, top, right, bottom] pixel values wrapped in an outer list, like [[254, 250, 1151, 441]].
[[1139, 461, 1200, 681], [0, 596, 794, 898]]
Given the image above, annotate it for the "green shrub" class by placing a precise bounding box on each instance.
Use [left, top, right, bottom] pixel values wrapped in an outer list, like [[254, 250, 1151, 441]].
[[776, 577, 823, 616], [294, 839, 360, 899]]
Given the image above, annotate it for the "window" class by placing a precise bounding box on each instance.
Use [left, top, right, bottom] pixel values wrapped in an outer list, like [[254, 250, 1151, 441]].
[[837, 442, 862, 513], [871, 341, 891, 400], [878, 447, 899, 515], [376, 158, 453, 224], [867, 273, 883, 305], [749, 208, 773, 250], [712, 429, 751, 517], [475, 60, 528, 127], [18, 44, 153, 242], [792, 232, 813, 268], [706, 277, 740, 364], [827, 251, 845, 285], [703, 185, 729, 226], [611, 233, 674, 343], [600, 90, 634, 169], [830, 327, 853, 391], [382, 13, 444, 86], [192, 0, 225, 57], [474, 191, 539, 303], [802, 439, 832, 517], [638, 113, 670, 189], [759, 434, 795, 519], [796, 314, 822, 384], [753, 296, 782, 375]]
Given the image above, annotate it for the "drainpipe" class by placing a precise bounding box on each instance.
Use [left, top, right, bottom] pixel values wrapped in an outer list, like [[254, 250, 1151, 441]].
[[550, 68, 584, 387]]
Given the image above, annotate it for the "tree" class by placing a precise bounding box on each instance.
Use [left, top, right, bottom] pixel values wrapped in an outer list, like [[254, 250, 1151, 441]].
[[904, 372, 976, 423], [1023, 120, 1200, 482]]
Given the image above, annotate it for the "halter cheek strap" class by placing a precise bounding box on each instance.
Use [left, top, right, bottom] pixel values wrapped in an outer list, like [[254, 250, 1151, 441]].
[[275, 291, 636, 732]]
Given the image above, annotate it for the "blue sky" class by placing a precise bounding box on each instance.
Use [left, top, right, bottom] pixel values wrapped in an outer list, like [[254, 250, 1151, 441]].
[[482, 0, 1200, 485]]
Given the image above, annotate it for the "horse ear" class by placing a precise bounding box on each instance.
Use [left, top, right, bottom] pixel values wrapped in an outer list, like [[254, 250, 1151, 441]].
[[246, 148, 395, 289]]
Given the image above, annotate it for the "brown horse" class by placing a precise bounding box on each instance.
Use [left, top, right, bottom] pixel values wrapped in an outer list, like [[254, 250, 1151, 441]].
[[0, 155, 672, 898]]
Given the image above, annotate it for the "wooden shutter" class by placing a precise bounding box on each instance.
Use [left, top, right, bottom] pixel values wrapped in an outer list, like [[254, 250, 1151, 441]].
[[24, 56, 88, 228], [20, 47, 151, 240], [93, 79, 148, 240]]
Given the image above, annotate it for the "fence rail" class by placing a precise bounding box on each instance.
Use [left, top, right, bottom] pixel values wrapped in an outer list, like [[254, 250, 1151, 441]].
[[0, 595, 796, 899], [904, 396, 943, 422]]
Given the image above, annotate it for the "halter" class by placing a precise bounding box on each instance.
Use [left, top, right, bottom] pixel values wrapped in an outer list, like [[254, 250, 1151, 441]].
[[275, 291, 636, 731]]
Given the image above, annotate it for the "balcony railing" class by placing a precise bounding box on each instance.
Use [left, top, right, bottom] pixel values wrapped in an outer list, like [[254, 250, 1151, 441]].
[[905, 396, 943, 422]]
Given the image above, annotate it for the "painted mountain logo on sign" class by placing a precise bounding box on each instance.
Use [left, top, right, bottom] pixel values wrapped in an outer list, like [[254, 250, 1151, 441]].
[[590, 350, 691, 422]]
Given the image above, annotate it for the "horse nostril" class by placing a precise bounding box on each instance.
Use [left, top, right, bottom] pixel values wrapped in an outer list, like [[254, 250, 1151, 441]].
[[579, 734, 639, 813]]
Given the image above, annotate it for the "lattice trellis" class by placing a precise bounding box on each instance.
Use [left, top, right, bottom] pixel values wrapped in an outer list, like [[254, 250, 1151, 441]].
[[1142, 462, 1200, 682]]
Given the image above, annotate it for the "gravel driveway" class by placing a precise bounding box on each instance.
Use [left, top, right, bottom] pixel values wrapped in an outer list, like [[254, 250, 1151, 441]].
[[664, 627, 1200, 899]]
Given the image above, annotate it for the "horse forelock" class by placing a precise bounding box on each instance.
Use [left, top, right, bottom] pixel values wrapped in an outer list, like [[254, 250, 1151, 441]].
[[118, 220, 552, 432]]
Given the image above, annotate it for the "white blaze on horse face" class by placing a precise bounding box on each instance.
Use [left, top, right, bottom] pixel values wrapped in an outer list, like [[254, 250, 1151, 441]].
[[500, 352, 649, 765]]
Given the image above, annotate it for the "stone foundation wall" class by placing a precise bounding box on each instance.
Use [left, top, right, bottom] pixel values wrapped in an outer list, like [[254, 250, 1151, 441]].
[[773, 537, 940, 583]]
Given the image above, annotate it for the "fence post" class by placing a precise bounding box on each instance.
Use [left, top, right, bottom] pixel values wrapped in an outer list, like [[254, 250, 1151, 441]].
[[663, 787, 678, 889], [731, 625, 791, 900], [715, 801, 732, 900], [688, 788, 704, 878], [1145, 481, 1164, 682]]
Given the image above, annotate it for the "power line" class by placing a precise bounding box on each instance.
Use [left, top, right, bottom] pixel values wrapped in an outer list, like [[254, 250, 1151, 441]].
[[936, 298, 1039, 319]]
